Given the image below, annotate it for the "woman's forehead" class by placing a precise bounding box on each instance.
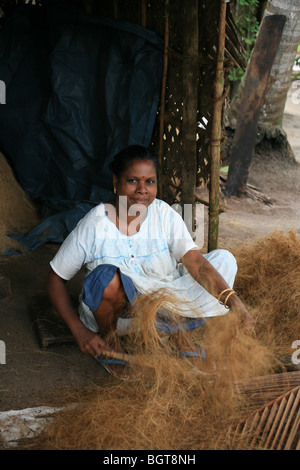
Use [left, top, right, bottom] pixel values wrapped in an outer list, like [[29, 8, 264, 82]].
[[122, 159, 157, 176]]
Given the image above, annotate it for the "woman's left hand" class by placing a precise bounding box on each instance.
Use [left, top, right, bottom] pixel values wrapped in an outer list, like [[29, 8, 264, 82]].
[[227, 295, 254, 332], [181, 249, 254, 332]]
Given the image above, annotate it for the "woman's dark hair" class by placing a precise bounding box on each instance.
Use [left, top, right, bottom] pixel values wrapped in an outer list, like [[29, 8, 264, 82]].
[[109, 145, 159, 179]]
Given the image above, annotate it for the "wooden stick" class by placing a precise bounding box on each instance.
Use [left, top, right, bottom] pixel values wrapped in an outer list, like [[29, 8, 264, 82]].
[[101, 349, 137, 365], [141, 0, 147, 28], [113, 0, 118, 19], [208, 0, 227, 252], [181, 0, 199, 237], [158, 0, 169, 199]]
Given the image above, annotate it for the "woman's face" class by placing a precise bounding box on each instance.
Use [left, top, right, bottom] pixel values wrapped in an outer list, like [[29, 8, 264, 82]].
[[113, 159, 158, 209]]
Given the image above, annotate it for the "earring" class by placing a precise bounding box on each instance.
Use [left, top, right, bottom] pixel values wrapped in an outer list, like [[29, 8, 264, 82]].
[[113, 186, 116, 194]]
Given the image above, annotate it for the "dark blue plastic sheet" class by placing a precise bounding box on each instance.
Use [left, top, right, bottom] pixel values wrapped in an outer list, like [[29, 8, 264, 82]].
[[0, 4, 163, 254]]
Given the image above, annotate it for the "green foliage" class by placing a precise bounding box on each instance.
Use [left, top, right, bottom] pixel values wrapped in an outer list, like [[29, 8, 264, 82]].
[[229, 0, 260, 82], [293, 55, 300, 81], [291, 43, 300, 80]]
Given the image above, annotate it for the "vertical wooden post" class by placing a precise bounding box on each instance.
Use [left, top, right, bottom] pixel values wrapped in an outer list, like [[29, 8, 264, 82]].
[[181, 0, 198, 237], [208, 0, 227, 251], [141, 0, 147, 28], [114, 0, 118, 18], [158, 0, 169, 199]]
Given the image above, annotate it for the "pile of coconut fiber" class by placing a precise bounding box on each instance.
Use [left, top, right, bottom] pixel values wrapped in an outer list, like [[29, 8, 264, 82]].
[[34, 290, 280, 451], [0, 152, 40, 254], [233, 230, 300, 359]]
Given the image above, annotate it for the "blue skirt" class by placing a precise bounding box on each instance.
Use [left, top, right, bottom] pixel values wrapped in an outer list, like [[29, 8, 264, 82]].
[[82, 264, 206, 334]]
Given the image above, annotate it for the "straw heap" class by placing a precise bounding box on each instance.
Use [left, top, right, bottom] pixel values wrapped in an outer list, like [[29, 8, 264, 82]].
[[0, 152, 40, 254], [39, 291, 279, 450], [233, 230, 300, 357]]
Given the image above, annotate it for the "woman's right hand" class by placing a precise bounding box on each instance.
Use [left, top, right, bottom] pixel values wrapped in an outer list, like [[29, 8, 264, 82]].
[[72, 323, 109, 358], [47, 268, 110, 358]]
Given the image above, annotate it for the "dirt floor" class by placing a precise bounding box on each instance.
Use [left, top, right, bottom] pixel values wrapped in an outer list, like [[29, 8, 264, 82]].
[[217, 86, 300, 250], [0, 87, 300, 421]]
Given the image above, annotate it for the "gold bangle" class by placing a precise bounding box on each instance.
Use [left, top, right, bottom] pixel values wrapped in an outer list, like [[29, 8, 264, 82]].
[[217, 288, 234, 304], [224, 290, 236, 309]]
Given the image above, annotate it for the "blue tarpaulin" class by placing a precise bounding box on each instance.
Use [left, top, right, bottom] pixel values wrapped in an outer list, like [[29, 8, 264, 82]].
[[0, 4, 163, 254]]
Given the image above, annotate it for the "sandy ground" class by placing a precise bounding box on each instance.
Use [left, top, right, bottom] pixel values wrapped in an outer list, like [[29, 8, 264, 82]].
[[218, 85, 300, 250], [0, 86, 300, 425]]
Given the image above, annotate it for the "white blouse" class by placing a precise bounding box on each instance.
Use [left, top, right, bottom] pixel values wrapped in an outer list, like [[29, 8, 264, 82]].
[[50, 198, 237, 332]]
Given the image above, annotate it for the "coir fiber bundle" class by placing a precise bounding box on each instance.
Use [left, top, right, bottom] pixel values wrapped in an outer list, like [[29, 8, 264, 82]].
[[232, 231, 300, 357], [0, 152, 40, 254], [40, 291, 278, 450]]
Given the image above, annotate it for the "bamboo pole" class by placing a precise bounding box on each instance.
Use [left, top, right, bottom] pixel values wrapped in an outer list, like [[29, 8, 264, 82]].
[[208, 0, 227, 251], [158, 0, 169, 199]]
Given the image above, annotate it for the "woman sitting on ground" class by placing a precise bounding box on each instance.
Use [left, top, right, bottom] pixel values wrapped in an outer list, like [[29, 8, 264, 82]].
[[47, 145, 252, 372]]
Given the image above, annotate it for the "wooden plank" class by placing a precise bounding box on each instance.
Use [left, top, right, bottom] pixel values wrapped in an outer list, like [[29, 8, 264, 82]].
[[225, 14, 286, 197]]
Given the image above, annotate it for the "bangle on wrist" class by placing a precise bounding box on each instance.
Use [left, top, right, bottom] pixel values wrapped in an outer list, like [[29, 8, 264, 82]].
[[218, 288, 237, 309]]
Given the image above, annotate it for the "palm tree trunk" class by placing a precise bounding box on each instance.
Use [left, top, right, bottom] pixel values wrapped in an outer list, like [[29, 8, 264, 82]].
[[226, 0, 300, 197], [260, 0, 300, 127], [225, 14, 286, 197]]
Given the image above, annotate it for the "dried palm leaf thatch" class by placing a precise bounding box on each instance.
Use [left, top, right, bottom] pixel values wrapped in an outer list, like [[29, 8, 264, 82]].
[[0, 152, 40, 254], [38, 290, 279, 451], [232, 231, 300, 357], [233, 382, 300, 450], [238, 371, 300, 411]]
